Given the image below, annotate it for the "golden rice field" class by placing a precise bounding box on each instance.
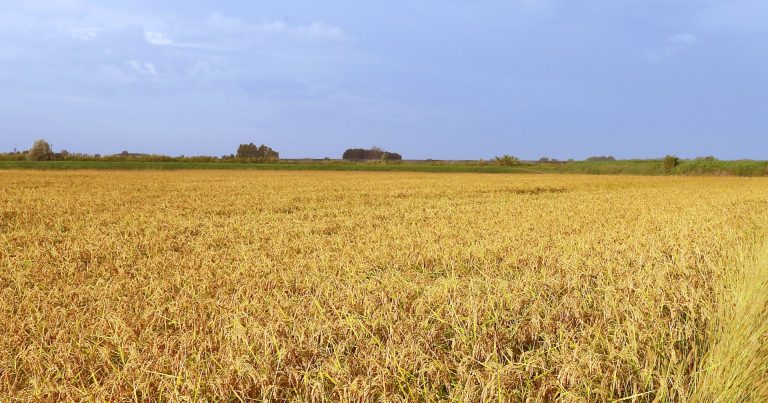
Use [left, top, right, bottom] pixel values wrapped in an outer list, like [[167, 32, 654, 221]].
[[1, 170, 767, 401]]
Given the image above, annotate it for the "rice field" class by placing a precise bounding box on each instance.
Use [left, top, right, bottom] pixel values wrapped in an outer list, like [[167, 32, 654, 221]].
[[1, 170, 767, 401]]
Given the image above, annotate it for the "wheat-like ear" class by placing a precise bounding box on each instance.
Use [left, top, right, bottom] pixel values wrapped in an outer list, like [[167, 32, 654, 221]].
[[692, 243, 768, 402]]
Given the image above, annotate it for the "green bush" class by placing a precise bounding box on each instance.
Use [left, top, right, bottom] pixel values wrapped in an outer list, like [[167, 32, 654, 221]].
[[492, 155, 520, 166], [664, 155, 680, 173]]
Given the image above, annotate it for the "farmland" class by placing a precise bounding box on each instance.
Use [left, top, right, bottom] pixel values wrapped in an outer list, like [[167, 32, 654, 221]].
[[3, 158, 768, 176], [1, 171, 767, 401]]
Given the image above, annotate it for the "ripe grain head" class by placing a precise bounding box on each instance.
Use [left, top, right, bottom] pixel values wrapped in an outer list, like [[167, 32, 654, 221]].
[[0, 171, 766, 401]]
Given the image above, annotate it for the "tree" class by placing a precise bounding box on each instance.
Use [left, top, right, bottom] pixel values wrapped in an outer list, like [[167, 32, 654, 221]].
[[257, 144, 279, 159], [28, 139, 53, 161], [492, 155, 520, 166], [342, 147, 402, 160], [663, 155, 680, 172], [236, 143, 279, 159], [237, 143, 257, 158]]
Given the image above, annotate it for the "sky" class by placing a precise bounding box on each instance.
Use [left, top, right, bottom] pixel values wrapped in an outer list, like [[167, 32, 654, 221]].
[[1, 0, 767, 160]]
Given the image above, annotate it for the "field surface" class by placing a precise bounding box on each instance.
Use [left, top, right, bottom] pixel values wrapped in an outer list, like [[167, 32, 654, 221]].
[[1, 171, 767, 401]]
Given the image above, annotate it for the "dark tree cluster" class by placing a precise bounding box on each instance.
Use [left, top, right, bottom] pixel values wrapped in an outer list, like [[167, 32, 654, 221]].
[[236, 143, 279, 160], [586, 156, 616, 162], [342, 148, 402, 160]]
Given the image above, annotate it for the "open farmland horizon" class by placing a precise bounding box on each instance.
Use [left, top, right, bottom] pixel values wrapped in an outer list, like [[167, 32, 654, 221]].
[[4, 0, 768, 399], [1, 170, 767, 401], [4, 158, 768, 177]]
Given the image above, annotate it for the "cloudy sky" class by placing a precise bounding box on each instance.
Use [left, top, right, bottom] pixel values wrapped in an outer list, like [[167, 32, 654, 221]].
[[1, 0, 767, 159]]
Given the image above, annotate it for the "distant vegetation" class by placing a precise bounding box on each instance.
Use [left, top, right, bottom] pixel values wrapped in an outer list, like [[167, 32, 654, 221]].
[[586, 156, 616, 162], [492, 154, 520, 166], [538, 157, 567, 164], [664, 155, 681, 172], [236, 143, 279, 160], [1, 140, 282, 163], [3, 139, 768, 176], [342, 147, 402, 161], [27, 139, 54, 161]]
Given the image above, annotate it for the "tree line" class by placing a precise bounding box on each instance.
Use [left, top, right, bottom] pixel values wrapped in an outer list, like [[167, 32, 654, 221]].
[[0, 140, 283, 162], [2, 140, 713, 170], [2, 140, 405, 162]]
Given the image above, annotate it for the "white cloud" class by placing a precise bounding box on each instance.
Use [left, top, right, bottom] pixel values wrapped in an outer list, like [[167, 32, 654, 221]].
[[637, 33, 698, 62], [69, 27, 98, 41], [144, 31, 173, 46], [205, 12, 348, 41], [136, 14, 350, 61], [205, 12, 243, 31], [258, 20, 289, 33], [144, 63, 158, 76], [143, 30, 219, 50], [128, 60, 158, 77], [292, 22, 347, 40], [0, 4, 358, 95], [667, 33, 697, 46], [256, 20, 347, 40]]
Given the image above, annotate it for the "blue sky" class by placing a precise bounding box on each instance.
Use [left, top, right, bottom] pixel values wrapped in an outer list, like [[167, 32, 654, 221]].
[[1, 0, 767, 159]]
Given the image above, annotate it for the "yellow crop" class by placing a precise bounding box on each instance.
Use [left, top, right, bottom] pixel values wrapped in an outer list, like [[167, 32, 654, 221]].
[[1, 171, 767, 401]]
